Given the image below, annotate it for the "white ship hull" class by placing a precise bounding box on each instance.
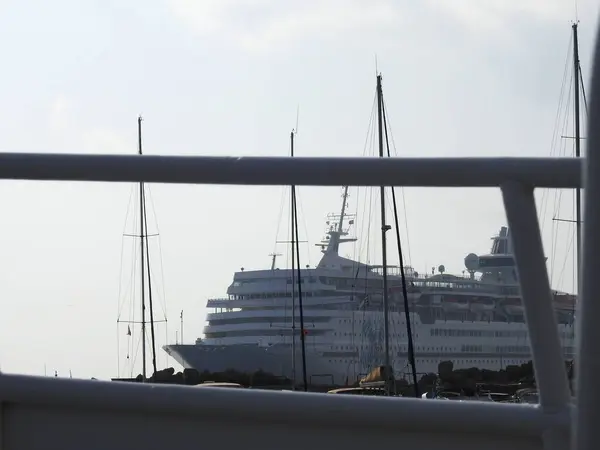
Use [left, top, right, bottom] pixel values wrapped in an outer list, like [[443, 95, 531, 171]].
[[164, 310, 575, 386]]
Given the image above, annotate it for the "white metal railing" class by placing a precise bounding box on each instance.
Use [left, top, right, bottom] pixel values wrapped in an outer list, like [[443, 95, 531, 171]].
[[0, 162, 580, 450], [0, 19, 598, 450]]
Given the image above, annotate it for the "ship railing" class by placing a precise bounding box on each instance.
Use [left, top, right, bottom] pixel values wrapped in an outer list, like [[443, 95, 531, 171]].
[[1, 28, 600, 450]]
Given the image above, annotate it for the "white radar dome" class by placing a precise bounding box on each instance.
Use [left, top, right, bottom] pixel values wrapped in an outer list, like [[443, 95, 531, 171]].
[[464, 253, 479, 271]]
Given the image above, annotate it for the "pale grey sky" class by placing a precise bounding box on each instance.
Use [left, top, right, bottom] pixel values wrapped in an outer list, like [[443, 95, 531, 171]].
[[0, 0, 596, 379]]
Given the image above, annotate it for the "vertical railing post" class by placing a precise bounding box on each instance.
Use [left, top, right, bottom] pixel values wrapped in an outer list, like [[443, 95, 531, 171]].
[[501, 181, 571, 449]]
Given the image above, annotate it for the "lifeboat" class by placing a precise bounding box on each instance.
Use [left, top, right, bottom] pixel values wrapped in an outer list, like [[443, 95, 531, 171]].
[[502, 298, 524, 315], [441, 295, 470, 311], [389, 286, 420, 304], [469, 296, 496, 312]]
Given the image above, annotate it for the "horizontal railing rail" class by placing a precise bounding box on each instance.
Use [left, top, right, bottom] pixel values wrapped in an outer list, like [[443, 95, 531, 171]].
[[0, 153, 580, 187]]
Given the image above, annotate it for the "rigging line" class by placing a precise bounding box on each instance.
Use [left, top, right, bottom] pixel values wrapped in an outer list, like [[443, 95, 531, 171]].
[[363, 92, 378, 156], [131, 328, 143, 378], [147, 261, 167, 319], [358, 96, 378, 262], [145, 188, 169, 317], [366, 135, 376, 265], [550, 216, 557, 285], [125, 206, 140, 358], [292, 184, 308, 391], [117, 186, 138, 318], [273, 185, 288, 254], [360, 125, 376, 265], [351, 186, 360, 274], [549, 74, 574, 280], [143, 186, 159, 377], [540, 67, 571, 232], [551, 190, 567, 283], [539, 34, 573, 228], [296, 192, 312, 267], [579, 68, 589, 118], [285, 188, 291, 279], [142, 239, 167, 317], [116, 236, 128, 319], [382, 171, 412, 268], [382, 93, 419, 397], [122, 184, 136, 235], [379, 97, 413, 266], [557, 231, 575, 289], [354, 91, 378, 264], [357, 184, 373, 283], [145, 186, 160, 234]]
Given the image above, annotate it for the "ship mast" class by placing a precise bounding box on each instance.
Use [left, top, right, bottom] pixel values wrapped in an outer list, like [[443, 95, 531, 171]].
[[376, 74, 392, 395], [290, 129, 308, 391], [138, 116, 147, 382], [138, 115, 158, 381], [573, 22, 582, 292]]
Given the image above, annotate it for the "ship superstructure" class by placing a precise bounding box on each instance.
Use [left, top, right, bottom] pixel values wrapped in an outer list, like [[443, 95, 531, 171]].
[[164, 189, 575, 385]]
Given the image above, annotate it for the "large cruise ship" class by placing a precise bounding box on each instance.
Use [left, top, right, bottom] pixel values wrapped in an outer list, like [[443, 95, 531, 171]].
[[164, 187, 576, 386]]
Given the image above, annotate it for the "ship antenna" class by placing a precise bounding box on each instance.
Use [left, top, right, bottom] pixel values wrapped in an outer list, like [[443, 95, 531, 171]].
[[337, 186, 349, 234]]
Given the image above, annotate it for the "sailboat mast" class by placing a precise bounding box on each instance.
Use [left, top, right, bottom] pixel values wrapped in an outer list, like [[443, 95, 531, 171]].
[[290, 130, 308, 391], [376, 74, 391, 392], [573, 22, 582, 290], [138, 115, 147, 382], [290, 130, 297, 389], [143, 186, 158, 378]]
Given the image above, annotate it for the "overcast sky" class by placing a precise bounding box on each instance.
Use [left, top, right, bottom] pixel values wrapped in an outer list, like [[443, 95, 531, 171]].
[[0, 0, 596, 379]]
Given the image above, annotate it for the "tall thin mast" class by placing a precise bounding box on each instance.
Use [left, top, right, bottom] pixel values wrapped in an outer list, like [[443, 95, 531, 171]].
[[290, 130, 297, 389], [138, 115, 147, 382], [573, 22, 582, 291], [376, 74, 392, 394], [290, 130, 308, 391], [143, 185, 158, 378]]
